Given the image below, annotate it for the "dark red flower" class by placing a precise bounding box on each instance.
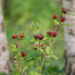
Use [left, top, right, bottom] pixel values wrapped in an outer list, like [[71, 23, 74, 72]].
[[62, 8, 67, 14], [20, 33, 25, 39], [40, 44, 44, 47], [47, 31, 57, 37], [53, 31, 57, 37], [60, 17, 66, 22], [34, 35, 39, 39], [47, 31, 53, 36], [21, 51, 27, 57], [38, 34, 44, 40], [53, 14, 58, 19], [33, 48, 37, 50], [12, 34, 18, 39]]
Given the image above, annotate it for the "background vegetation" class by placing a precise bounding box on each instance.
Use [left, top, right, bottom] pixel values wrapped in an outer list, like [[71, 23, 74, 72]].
[[1, 0, 65, 75]]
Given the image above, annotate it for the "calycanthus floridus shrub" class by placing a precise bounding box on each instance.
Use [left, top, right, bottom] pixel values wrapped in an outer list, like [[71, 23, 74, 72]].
[[10, 8, 67, 75]]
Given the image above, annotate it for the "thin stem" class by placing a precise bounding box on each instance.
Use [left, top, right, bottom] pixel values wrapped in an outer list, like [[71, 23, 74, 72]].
[[49, 24, 58, 48], [38, 40, 41, 71], [55, 25, 58, 31], [49, 38, 53, 49], [39, 55, 47, 75], [24, 72, 26, 75], [21, 72, 23, 75], [39, 40, 41, 56]]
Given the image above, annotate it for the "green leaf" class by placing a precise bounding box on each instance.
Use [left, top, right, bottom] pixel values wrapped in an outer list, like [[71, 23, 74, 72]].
[[37, 66, 40, 71], [31, 38, 37, 42], [54, 37, 64, 41], [30, 71, 39, 75], [37, 56, 41, 61], [40, 48, 44, 53], [33, 24, 40, 29], [31, 24, 41, 34], [23, 66, 28, 72], [43, 35, 52, 40], [11, 45, 17, 52], [46, 47, 50, 55], [15, 53, 20, 58], [51, 55, 58, 60], [64, 24, 70, 26], [31, 24, 40, 31], [54, 20, 59, 25], [43, 36, 48, 40]]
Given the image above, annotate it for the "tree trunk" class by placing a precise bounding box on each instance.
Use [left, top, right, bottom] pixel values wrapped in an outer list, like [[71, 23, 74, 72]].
[[63, 0, 75, 75], [0, 0, 12, 75]]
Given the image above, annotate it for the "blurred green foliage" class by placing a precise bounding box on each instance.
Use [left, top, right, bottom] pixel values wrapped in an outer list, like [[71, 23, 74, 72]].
[[0, 0, 65, 75]]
